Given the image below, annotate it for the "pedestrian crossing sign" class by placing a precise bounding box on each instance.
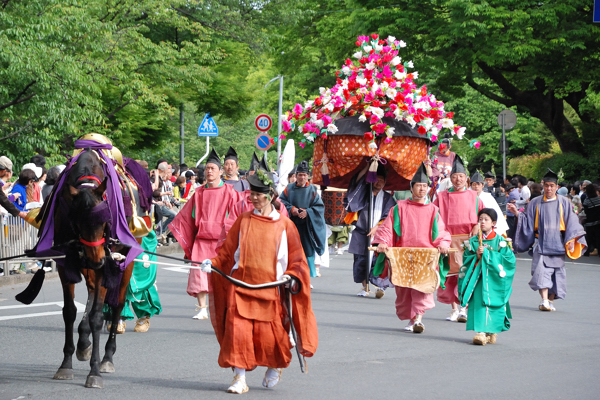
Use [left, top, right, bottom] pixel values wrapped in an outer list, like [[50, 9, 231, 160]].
[[198, 114, 219, 137]]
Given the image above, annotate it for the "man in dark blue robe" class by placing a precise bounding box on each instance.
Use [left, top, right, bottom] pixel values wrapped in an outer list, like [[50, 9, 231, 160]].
[[508, 169, 586, 311], [345, 164, 395, 297], [279, 161, 326, 278]]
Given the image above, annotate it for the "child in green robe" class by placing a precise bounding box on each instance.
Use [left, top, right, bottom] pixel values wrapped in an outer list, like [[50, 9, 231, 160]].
[[458, 208, 516, 345]]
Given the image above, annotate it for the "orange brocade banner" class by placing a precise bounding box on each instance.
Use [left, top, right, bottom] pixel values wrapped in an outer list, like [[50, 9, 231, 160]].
[[312, 135, 428, 190]]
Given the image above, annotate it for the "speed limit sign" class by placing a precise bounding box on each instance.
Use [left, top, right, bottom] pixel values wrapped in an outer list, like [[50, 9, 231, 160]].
[[255, 114, 273, 132]]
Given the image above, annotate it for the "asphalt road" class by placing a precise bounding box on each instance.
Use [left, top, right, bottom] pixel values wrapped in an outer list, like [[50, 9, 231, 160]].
[[1, 251, 599, 400]]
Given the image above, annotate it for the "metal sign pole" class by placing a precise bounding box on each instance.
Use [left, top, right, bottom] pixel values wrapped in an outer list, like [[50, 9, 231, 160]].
[[502, 114, 506, 182], [180, 104, 184, 165], [277, 76, 283, 168], [196, 136, 210, 167]]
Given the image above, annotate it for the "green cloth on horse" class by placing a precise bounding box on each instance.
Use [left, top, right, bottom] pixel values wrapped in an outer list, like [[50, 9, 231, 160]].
[[103, 230, 162, 320]]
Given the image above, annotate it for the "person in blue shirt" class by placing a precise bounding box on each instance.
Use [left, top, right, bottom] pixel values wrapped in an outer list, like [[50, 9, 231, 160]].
[[11, 169, 36, 212]]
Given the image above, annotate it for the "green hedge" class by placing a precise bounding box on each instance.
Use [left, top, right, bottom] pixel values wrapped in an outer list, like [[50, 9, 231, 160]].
[[509, 153, 600, 182]]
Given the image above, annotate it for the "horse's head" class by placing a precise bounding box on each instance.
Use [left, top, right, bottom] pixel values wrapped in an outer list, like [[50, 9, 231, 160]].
[[69, 180, 110, 269], [67, 150, 111, 269]]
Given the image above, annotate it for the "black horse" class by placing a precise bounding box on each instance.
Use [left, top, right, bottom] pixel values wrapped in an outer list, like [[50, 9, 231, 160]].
[[23, 149, 136, 388]]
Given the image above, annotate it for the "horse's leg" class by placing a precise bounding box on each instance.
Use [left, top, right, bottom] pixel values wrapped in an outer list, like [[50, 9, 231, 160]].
[[76, 279, 94, 362], [84, 271, 106, 389], [100, 262, 133, 373], [54, 270, 76, 380]]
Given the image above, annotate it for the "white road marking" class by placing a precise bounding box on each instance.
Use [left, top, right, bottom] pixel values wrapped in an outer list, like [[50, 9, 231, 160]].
[[0, 301, 86, 321]]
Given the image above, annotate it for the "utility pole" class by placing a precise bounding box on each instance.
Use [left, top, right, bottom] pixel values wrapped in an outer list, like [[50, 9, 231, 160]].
[[180, 103, 184, 164]]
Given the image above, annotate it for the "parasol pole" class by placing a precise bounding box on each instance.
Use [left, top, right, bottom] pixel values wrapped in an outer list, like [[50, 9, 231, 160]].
[[366, 181, 373, 293]]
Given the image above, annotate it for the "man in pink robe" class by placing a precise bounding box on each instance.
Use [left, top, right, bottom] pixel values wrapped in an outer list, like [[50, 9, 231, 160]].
[[170, 149, 241, 320], [373, 163, 451, 333], [433, 155, 483, 322]]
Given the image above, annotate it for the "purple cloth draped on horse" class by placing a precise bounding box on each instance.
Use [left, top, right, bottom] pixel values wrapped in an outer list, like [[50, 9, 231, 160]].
[[31, 140, 143, 275]]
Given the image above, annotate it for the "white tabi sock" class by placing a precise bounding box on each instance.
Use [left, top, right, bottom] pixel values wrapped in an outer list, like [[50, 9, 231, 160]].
[[234, 367, 246, 377]]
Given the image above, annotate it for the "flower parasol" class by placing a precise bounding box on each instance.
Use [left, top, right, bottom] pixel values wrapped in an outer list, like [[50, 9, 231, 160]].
[[279, 34, 466, 189], [280, 34, 465, 148]]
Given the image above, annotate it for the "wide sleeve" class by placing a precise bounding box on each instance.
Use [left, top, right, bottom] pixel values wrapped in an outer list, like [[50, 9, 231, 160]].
[[305, 189, 327, 256], [563, 198, 587, 258], [372, 208, 395, 247], [513, 201, 537, 253], [380, 193, 397, 222], [431, 211, 451, 248], [211, 215, 243, 274], [208, 215, 243, 345], [481, 241, 516, 306], [168, 190, 198, 259], [283, 220, 318, 357], [458, 237, 479, 306], [279, 186, 293, 214]]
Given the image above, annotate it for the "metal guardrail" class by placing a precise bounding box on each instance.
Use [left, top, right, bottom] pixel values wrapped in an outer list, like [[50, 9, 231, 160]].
[[0, 213, 54, 277]]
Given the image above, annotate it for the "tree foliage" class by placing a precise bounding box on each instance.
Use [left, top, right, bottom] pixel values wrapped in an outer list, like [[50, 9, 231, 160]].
[[273, 0, 600, 162]]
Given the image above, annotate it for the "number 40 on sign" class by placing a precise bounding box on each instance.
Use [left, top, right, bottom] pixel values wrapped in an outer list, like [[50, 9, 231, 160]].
[[255, 114, 272, 132]]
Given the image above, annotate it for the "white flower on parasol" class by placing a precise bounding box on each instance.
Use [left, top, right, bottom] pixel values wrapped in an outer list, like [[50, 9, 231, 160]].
[[441, 118, 454, 129], [327, 124, 338, 133], [391, 56, 401, 66], [358, 114, 367, 123], [353, 51, 363, 59]]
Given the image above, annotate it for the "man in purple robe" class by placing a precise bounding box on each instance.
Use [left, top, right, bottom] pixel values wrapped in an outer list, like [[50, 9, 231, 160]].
[[508, 169, 586, 311], [345, 164, 396, 297]]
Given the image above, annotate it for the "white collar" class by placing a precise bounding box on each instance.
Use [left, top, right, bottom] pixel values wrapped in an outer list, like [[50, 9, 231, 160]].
[[253, 207, 280, 220]]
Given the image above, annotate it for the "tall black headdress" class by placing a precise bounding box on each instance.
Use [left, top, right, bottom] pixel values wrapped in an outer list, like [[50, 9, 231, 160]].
[[259, 155, 269, 172], [224, 146, 238, 163], [206, 148, 221, 168], [483, 171, 495, 179], [296, 161, 310, 174], [247, 158, 274, 194], [248, 152, 260, 172], [410, 162, 429, 186], [450, 155, 467, 175], [543, 168, 558, 183], [471, 171, 484, 184]]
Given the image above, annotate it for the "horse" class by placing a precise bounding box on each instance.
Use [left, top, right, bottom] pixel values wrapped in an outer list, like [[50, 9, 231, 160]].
[[19, 147, 142, 388]]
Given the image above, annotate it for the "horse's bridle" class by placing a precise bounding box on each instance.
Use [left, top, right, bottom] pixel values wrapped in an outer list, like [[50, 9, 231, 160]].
[[74, 200, 112, 248]]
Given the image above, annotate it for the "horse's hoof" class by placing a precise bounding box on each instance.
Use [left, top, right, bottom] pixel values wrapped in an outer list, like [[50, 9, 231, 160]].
[[53, 368, 74, 380], [84, 374, 104, 388], [100, 361, 115, 374], [76, 344, 92, 361]]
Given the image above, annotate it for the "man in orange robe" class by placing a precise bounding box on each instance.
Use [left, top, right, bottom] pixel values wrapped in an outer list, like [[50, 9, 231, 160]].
[[203, 169, 318, 394]]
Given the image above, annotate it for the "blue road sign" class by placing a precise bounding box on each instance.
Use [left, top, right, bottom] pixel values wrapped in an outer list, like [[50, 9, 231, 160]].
[[595, 0, 600, 23], [198, 114, 219, 137], [255, 134, 272, 151]]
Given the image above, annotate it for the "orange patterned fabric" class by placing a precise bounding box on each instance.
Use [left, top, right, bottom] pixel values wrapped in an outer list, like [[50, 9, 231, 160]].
[[312, 136, 428, 187]]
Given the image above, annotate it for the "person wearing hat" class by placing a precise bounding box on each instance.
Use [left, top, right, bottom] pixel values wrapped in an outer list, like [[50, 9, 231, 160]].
[[201, 168, 318, 394], [222, 146, 250, 193], [0, 156, 28, 219], [508, 169, 587, 312], [373, 163, 451, 333], [433, 156, 484, 323], [344, 162, 396, 297], [21, 163, 43, 204], [279, 160, 327, 281], [470, 171, 509, 236], [170, 148, 242, 320], [430, 138, 456, 182], [458, 208, 516, 345]]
